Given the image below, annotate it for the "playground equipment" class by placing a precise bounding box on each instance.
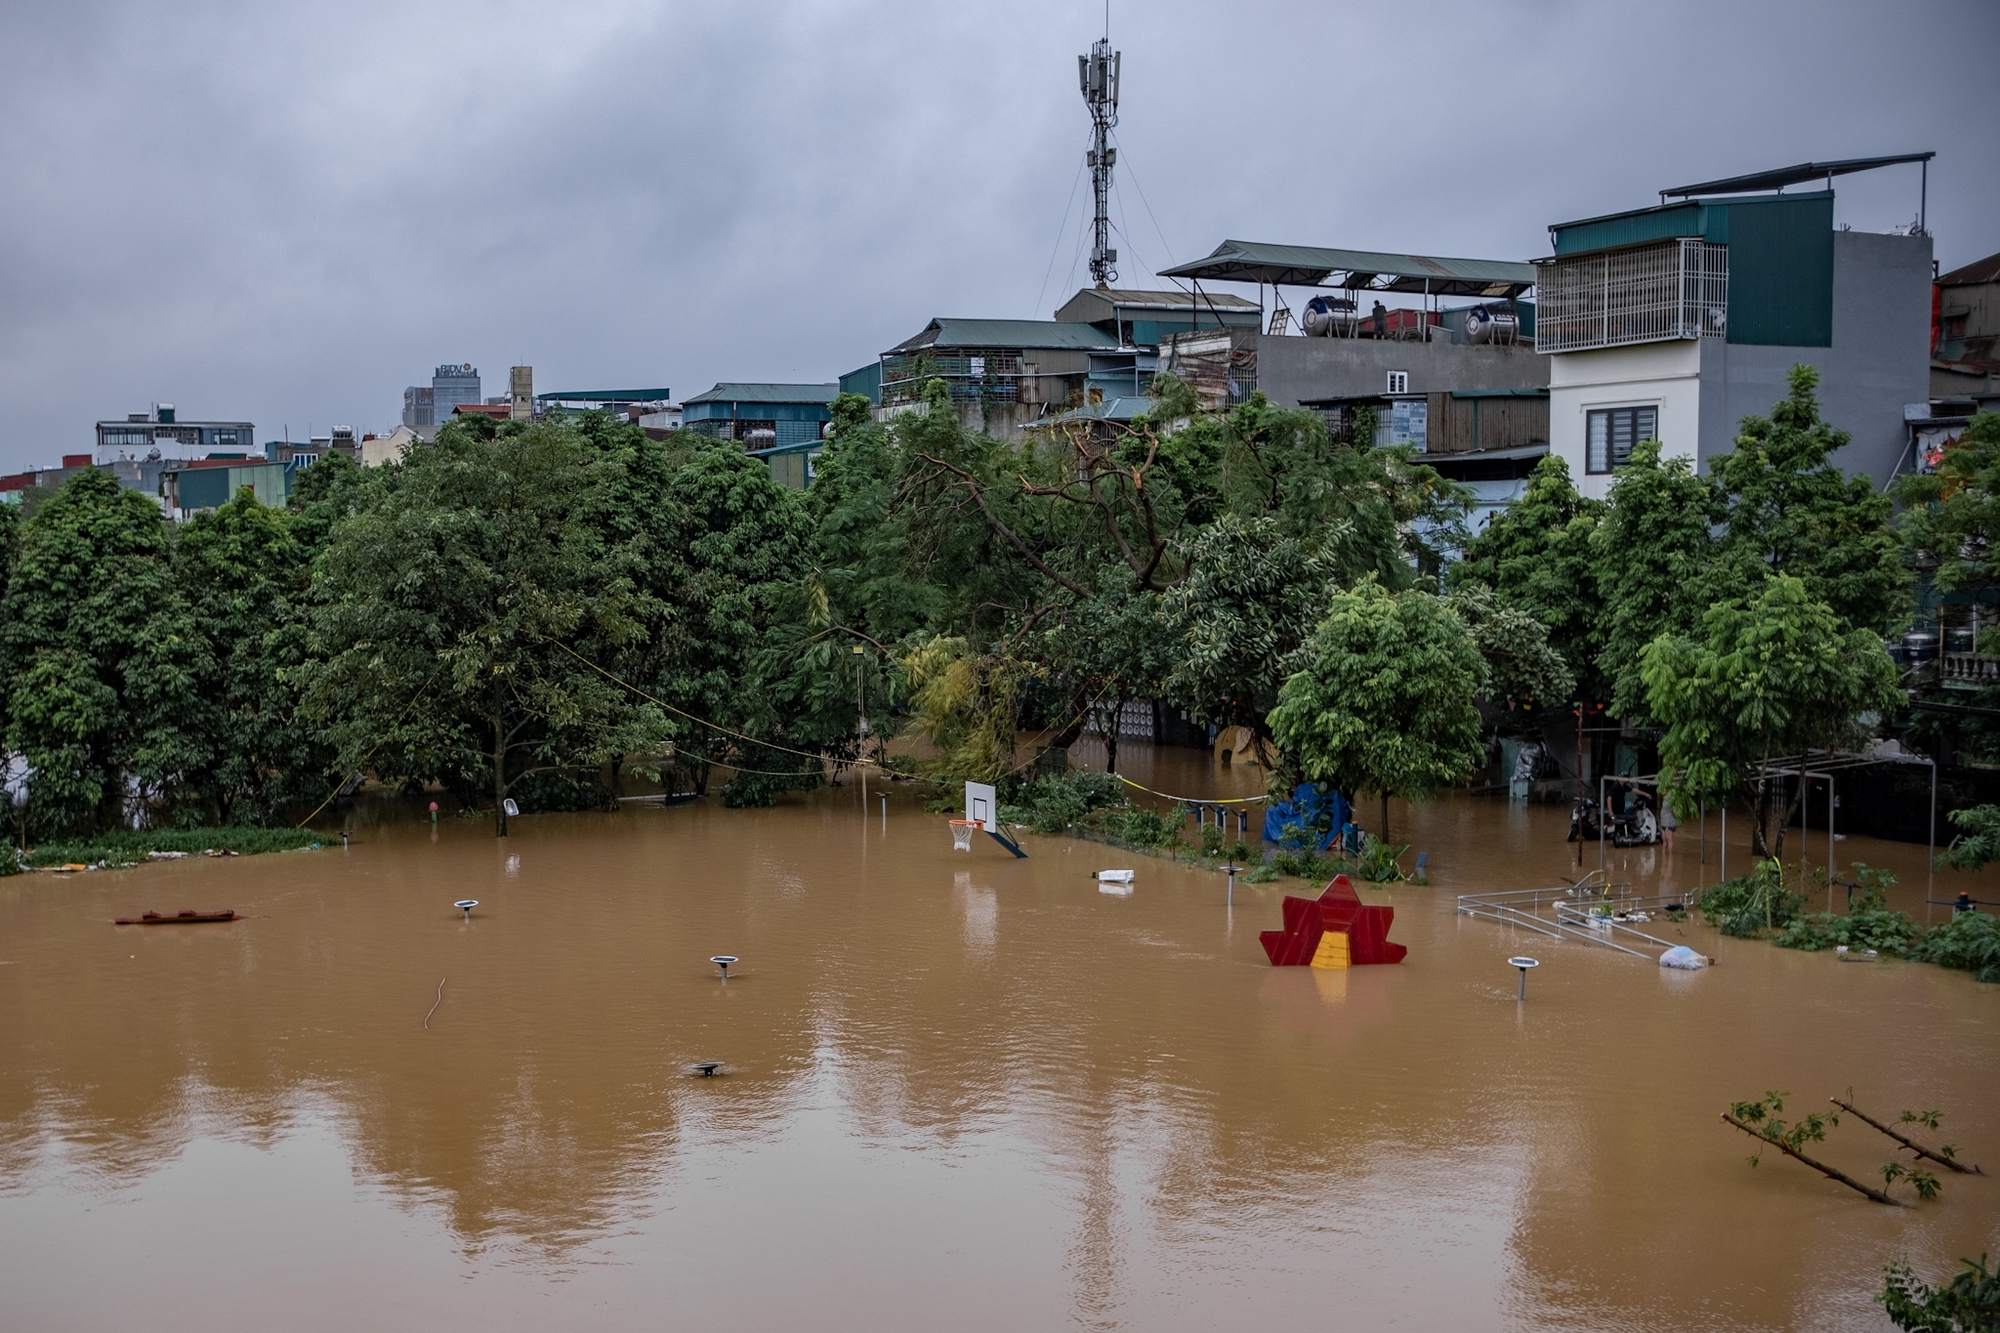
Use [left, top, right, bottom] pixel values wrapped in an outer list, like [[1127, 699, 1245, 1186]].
[[950, 781, 1026, 858], [1260, 875, 1407, 968]]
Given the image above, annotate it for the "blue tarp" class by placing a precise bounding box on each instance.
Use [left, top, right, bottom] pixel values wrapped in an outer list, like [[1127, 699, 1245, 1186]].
[[1262, 784, 1353, 850]]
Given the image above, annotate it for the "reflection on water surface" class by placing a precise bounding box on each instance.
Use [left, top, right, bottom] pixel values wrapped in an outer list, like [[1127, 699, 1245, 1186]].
[[2, 747, 1997, 1330]]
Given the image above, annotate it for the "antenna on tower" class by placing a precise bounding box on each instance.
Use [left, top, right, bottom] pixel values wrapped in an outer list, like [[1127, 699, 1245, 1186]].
[[1078, 16, 1121, 288]]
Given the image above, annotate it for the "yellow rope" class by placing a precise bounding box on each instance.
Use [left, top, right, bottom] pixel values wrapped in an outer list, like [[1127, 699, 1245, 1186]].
[[1112, 774, 1268, 805]]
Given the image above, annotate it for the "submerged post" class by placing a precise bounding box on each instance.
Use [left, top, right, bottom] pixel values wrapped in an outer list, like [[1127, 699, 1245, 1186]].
[[1509, 956, 1540, 1001]]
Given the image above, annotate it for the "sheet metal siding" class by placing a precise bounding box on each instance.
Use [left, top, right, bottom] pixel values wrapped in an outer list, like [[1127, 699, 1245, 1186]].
[[838, 362, 882, 404], [1552, 203, 1704, 256], [681, 401, 832, 423], [1719, 195, 1834, 347]]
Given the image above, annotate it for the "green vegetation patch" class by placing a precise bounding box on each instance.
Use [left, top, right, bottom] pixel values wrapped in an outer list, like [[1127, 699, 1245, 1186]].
[[24, 827, 327, 869]]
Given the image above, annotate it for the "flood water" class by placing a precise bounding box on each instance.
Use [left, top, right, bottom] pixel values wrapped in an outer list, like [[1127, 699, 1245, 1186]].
[[3, 745, 1998, 1330]]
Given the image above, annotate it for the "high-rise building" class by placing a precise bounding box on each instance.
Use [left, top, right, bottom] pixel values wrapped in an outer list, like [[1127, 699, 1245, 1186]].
[[432, 363, 481, 421], [402, 386, 434, 429]]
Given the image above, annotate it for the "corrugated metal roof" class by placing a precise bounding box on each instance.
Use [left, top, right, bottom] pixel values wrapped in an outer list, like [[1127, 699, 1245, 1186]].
[[1661, 153, 1933, 198], [1940, 251, 2000, 287], [1056, 287, 1258, 315], [888, 319, 1119, 354], [1026, 396, 1158, 427], [535, 388, 672, 402], [1161, 240, 1535, 297], [681, 382, 839, 405]]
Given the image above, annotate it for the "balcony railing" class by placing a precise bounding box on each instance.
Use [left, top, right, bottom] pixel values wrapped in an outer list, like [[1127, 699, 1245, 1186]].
[[1533, 238, 1728, 354]]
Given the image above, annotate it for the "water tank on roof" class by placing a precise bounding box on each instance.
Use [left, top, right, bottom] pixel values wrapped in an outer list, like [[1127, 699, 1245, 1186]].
[[1301, 295, 1355, 338], [1463, 306, 1518, 345]]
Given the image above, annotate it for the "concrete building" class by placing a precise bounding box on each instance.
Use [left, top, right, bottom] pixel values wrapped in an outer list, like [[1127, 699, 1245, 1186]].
[[1932, 249, 2000, 408], [681, 383, 837, 448], [509, 366, 533, 421], [160, 458, 289, 515], [874, 318, 1118, 439], [1534, 154, 1934, 499], [96, 406, 255, 458], [360, 426, 420, 467], [402, 385, 434, 430]]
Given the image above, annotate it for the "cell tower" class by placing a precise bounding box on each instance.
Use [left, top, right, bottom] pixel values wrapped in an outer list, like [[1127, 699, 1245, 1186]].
[[1078, 22, 1120, 288]]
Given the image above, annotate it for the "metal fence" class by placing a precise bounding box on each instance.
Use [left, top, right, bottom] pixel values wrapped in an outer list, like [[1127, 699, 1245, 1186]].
[[1534, 238, 1728, 353]]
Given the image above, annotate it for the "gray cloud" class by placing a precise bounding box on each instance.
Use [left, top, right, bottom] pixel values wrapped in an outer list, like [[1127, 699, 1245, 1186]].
[[0, 0, 1994, 467]]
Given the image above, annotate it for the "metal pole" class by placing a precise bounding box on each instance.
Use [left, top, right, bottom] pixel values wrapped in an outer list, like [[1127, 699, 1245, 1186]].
[[1598, 775, 1607, 876], [1828, 775, 1836, 894], [1929, 760, 1937, 899], [1721, 805, 1727, 885]]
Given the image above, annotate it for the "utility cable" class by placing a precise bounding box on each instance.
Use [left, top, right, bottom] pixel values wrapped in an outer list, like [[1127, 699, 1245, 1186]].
[[1112, 773, 1268, 805], [1034, 142, 1092, 319]]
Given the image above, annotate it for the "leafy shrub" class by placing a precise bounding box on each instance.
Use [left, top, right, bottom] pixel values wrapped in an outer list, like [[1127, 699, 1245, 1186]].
[[1909, 910, 2000, 983], [0, 847, 20, 876], [1880, 1253, 2000, 1330], [1777, 909, 1920, 956], [999, 770, 1127, 834], [1699, 860, 1805, 938], [1110, 807, 1176, 847], [1243, 862, 1281, 883], [25, 827, 325, 868]]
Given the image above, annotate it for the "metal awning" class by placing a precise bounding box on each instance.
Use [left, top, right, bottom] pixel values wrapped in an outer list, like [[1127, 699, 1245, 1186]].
[[1661, 153, 1934, 198], [1160, 239, 1536, 298]]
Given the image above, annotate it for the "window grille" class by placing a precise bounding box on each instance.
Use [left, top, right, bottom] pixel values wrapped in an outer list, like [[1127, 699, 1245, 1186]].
[[1534, 239, 1728, 354], [1386, 370, 1409, 394], [1585, 405, 1658, 474]]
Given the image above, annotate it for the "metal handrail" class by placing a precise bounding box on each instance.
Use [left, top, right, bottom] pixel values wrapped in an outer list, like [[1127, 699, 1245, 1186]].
[[1456, 884, 1678, 961]]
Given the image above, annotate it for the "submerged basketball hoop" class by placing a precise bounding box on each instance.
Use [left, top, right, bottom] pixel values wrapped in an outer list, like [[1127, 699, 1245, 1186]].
[[949, 819, 978, 851]]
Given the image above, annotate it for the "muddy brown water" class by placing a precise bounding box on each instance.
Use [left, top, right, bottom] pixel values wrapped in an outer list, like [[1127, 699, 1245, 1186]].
[[3, 745, 1997, 1330]]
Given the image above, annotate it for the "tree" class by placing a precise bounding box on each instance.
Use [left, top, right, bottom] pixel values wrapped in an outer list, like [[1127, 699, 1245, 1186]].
[[1267, 577, 1488, 839], [1449, 453, 1604, 699], [0, 469, 206, 836], [174, 487, 332, 824], [1164, 515, 1337, 767], [1711, 363, 1907, 636], [1034, 576, 1177, 773], [1590, 441, 1720, 724], [301, 418, 667, 834], [1896, 411, 2000, 610], [1446, 584, 1576, 709], [1641, 574, 1901, 861]]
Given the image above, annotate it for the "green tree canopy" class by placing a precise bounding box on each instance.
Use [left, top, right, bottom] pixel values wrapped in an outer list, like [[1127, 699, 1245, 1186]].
[[0, 469, 205, 836], [1449, 452, 1604, 700], [301, 417, 667, 833], [1267, 577, 1488, 838], [1641, 573, 1901, 860], [1710, 363, 1907, 635]]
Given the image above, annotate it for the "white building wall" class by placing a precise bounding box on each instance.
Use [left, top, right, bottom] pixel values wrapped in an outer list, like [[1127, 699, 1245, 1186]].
[[1547, 339, 1704, 500]]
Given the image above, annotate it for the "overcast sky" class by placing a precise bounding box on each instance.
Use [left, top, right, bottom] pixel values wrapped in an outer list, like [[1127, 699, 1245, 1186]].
[[0, 0, 1994, 468]]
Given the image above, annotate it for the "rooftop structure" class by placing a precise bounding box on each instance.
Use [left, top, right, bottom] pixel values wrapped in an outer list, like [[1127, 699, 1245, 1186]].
[[1536, 155, 1934, 497], [876, 317, 1120, 439], [681, 383, 838, 449], [535, 387, 673, 410], [96, 409, 255, 459]]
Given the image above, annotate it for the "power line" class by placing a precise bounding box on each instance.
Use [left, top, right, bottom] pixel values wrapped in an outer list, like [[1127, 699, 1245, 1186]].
[[1034, 143, 1092, 319]]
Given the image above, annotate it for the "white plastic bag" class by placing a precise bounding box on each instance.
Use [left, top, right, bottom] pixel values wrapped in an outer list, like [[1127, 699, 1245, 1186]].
[[1094, 869, 1134, 882], [1659, 945, 1707, 970]]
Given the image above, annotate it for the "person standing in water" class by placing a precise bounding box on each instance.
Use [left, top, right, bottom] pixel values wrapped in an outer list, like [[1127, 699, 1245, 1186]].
[[1660, 794, 1677, 856]]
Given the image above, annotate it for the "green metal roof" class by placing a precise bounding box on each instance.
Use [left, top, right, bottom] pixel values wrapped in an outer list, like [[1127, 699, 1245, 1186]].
[[1661, 153, 1933, 198], [1161, 240, 1536, 298], [889, 319, 1119, 354], [535, 388, 672, 402], [681, 382, 839, 405]]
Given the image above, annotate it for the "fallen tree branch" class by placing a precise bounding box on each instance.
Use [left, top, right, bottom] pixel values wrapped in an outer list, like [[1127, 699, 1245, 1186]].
[[1720, 1113, 1908, 1206], [1831, 1099, 1985, 1176]]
